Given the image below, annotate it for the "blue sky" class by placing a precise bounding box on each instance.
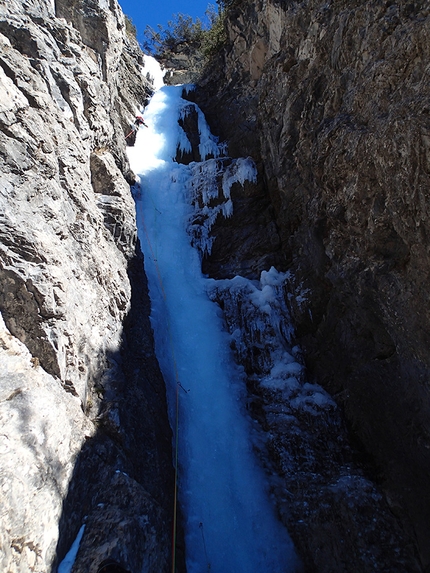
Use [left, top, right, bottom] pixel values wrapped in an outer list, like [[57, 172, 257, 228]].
[[118, 0, 214, 45]]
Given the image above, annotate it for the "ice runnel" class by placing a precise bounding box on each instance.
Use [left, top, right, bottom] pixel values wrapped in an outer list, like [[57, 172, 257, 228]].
[[128, 78, 298, 573]]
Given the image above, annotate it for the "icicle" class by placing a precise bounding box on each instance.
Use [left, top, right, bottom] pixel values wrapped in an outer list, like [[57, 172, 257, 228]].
[[185, 157, 257, 258], [222, 157, 257, 200], [178, 127, 192, 155]]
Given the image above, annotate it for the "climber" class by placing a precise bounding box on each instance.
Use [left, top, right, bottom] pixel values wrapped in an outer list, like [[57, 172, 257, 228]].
[[134, 114, 148, 129], [125, 115, 148, 142]]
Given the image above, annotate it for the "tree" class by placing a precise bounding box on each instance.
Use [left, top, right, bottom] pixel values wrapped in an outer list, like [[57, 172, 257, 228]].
[[143, 13, 204, 56], [200, 4, 227, 58], [216, 0, 236, 11], [124, 14, 137, 40], [142, 4, 231, 61]]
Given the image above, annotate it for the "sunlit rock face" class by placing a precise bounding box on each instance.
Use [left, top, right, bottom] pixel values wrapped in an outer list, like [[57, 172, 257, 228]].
[[196, 0, 430, 571], [0, 1, 175, 572]]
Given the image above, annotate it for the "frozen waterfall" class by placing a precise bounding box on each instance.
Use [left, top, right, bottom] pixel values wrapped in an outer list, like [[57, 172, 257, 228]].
[[127, 60, 299, 573]]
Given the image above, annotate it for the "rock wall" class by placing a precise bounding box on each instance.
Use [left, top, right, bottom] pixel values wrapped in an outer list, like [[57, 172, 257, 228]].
[[0, 1, 177, 571], [197, 0, 430, 571]]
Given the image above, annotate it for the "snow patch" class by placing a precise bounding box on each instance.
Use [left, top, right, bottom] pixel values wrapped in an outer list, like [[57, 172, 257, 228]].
[[57, 524, 85, 573]]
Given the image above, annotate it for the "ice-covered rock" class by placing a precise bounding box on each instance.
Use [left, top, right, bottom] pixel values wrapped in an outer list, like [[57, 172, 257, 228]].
[[179, 87, 420, 570]]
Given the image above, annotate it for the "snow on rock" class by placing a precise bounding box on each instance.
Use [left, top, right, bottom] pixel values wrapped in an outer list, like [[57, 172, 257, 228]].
[[207, 267, 335, 417], [186, 157, 257, 257]]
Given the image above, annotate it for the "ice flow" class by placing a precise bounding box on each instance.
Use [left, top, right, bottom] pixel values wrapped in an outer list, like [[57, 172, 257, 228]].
[[128, 78, 298, 573]]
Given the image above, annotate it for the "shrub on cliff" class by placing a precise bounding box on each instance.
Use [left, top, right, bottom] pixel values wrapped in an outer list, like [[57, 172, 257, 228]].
[[124, 14, 137, 40], [143, 13, 205, 56], [200, 5, 227, 58], [142, 3, 231, 61]]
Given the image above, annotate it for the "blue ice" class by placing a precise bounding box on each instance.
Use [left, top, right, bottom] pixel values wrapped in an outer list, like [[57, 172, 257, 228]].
[[128, 72, 299, 573]]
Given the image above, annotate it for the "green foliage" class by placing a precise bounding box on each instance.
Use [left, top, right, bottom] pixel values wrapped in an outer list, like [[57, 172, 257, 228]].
[[142, 4, 230, 60], [216, 0, 236, 10], [124, 14, 137, 40], [165, 13, 205, 47], [143, 13, 205, 56], [200, 5, 227, 58]]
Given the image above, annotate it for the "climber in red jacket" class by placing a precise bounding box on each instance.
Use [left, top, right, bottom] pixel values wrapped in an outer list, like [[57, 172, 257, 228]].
[[133, 114, 148, 129], [125, 115, 148, 144]]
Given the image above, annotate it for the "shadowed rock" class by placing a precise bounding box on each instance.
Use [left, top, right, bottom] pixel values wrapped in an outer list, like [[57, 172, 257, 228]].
[[194, 0, 430, 570]]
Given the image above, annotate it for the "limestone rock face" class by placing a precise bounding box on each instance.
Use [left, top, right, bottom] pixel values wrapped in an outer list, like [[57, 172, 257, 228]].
[[0, 314, 93, 573], [197, 0, 430, 570], [162, 49, 205, 85], [158, 42, 205, 86], [0, 1, 176, 571]]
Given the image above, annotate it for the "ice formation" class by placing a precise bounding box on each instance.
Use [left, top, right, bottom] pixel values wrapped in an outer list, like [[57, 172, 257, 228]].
[[128, 79, 299, 573]]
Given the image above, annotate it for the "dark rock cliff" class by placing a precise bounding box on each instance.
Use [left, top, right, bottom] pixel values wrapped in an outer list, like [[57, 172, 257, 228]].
[[0, 1, 178, 571], [195, 0, 430, 571]]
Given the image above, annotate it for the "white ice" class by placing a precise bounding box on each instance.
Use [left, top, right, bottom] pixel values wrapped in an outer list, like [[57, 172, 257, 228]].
[[128, 77, 298, 573], [141, 54, 165, 91], [57, 524, 85, 573]]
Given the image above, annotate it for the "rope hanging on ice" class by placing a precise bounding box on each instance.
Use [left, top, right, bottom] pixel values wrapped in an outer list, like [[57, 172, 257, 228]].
[[199, 522, 211, 572], [140, 205, 187, 573]]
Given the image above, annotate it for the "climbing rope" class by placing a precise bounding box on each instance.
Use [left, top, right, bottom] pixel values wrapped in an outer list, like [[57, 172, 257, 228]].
[[199, 522, 211, 572], [171, 379, 180, 573], [140, 205, 187, 573]]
